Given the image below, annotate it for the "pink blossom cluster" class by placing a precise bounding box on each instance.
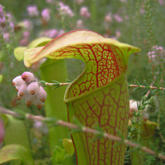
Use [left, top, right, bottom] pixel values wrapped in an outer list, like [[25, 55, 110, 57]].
[[12, 72, 47, 109], [46, 0, 53, 4], [58, 2, 74, 17], [0, 5, 14, 42], [33, 120, 48, 134], [76, 19, 84, 29], [104, 13, 112, 23], [23, 19, 33, 31], [41, 8, 50, 22], [147, 45, 164, 63], [114, 14, 123, 22], [80, 6, 91, 18], [0, 5, 6, 25], [75, 0, 84, 5], [40, 29, 64, 38], [19, 31, 30, 46], [159, 0, 164, 5], [129, 100, 149, 121], [27, 5, 39, 17]]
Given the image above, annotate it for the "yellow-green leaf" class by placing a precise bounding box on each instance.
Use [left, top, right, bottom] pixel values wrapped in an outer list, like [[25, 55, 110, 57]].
[[14, 47, 27, 61], [0, 144, 33, 165], [62, 138, 75, 155], [0, 75, 3, 83], [28, 37, 52, 48]]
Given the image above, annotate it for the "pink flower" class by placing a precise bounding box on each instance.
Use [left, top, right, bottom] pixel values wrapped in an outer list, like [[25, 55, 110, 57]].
[[12, 75, 25, 86], [23, 19, 33, 30], [3, 33, 10, 41], [21, 72, 35, 83], [46, 0, 53, 4], [13, 72, 48, 108], [57, 29, 64, 37], [33, 98, 44, 109], [147, 46, 164, 63], [36, 86, 47, 102], [159, 0, 164, 5], [75, 0, 84, 5], [43, 29, 58, 38], [140, 8, 144, 15], [23, 31, 30, 38], [76, 19, 84, 29], [41, 8, 50, 22], [9, 22, 14, 31], [27, 82, 40, 95], [19, 31, 30, 46], [27, 5, 39, 17], [58, 2, 74, 17], [105, 13, 112, 23], [19, 38, 29, 46], [0, 5, 5, 22], [115, 30, 121, 38], [129, 100, 138, 117], [18, 83, 28, 98], [34, 121, 43, 128], [80, 7, 91, 18], [33, 121, 48, 133], [114, 14, 123, 22], [25, 94, 35, 107], [0, 6, 6, 27]]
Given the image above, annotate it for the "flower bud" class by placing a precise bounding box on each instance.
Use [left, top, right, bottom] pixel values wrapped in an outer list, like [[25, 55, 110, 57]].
[[18, 83, 28, 98], [25, 93, 35, 107], [37, 86, 47, 102], [34, 99, 44, 109], [21, 72, 35, 83], [15, 86, 20, 91], [17, 96, 22, 100], [27, 82, 40, 95], [12, 76, 25, 86], [129, 100, 138, 118]]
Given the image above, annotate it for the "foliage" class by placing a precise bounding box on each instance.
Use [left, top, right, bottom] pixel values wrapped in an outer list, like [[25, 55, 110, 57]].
[[0, 0, 164, 165], [0, 144, 33, 164]]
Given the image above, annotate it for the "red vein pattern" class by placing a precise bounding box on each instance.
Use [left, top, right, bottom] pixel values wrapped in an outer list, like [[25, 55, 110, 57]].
[[48, 43, 124, 98], [68, 75, 129, 165], [47, 43, 129, 164], [24, 30, 140, 164]]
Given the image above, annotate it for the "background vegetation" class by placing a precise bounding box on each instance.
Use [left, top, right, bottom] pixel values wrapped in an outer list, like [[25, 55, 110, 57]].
[[0, 0, 164, 164]]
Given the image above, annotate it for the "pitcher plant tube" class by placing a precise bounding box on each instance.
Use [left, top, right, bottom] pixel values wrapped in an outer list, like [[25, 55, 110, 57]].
[[24, 30, 140, 165]]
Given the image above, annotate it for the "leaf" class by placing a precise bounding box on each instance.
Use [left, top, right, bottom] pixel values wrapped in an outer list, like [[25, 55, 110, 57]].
[[14, 47, 27, 61], [0, 51, 5, 61], [0, 75, 3, 83], [0, 144, 34, 165], [4, 115, 32, 156], [14, 38, 51, 62], [62, 138, 75, 155], [0, 114, 8, 126], [52, 146, 65, 163], [28, 37, 52, 48]]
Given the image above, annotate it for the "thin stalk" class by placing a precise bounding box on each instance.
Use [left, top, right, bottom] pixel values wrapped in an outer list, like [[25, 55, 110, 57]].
[[1, 106, 165, 161]]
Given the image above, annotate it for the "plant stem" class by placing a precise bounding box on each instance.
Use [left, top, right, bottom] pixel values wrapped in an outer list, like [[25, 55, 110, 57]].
[[1, 106, 165, 161]]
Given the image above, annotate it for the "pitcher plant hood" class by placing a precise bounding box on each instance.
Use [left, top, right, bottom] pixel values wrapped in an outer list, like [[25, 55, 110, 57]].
[[24, 30, 140, 100]]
